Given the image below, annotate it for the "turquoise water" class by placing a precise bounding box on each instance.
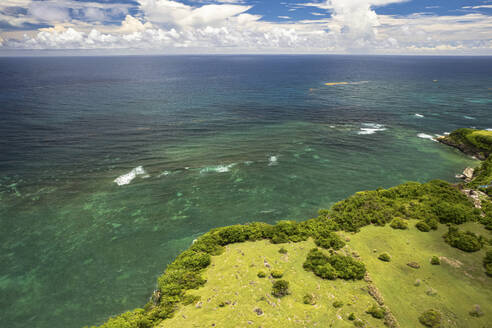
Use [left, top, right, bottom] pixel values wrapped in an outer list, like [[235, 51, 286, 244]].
[[0, 55, 491, 327]]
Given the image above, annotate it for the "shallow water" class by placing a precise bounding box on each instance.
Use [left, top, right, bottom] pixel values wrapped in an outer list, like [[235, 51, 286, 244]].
[[0, 55, 491, 328]]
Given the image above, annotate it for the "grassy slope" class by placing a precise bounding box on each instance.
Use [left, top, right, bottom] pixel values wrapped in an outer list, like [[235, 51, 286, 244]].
[[439, 129, 492, 160], [162, 223, 491, 328], [162, 239, 381, 328], [345, 221, 491, 328]]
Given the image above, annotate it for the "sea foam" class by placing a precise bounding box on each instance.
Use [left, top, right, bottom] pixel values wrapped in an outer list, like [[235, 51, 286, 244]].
[[358, 123, 386, 135], [114, 166, 146, 186], [268, 156, 278, 166], [414, 113, 424, 118], [417, 133, 437, 141], [200, 163, 236, 174]]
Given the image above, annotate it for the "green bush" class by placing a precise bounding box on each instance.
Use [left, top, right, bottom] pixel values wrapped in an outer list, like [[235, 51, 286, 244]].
[[469, 304, 484, 317], [425, 218, 439, 230], [303, 248, 366, 280], [271, 280, 290, 298], [354, 319, 365, 327], [278, 247, 288, 254], [416, 221, 431, 232], [181, 294, 200, 306], [257, 271, 266, 278], [332, 300, 344, 308], [303, 294, 316, 305], [315, 232, 346, 250], [430, 256, 440, 265], [326, 180, 476, 232], [271, 220, 308, 244], [270, 270, 283, 278], [390, 217, 408, 229], [313, 263, 338, 280], [443, 226, 484, 252], [419, 309, 441, 327], [348, 313, 356, 321], [378, 253, 391, 262], [366, 305, 386, 319], [484, 250, 492, 277]]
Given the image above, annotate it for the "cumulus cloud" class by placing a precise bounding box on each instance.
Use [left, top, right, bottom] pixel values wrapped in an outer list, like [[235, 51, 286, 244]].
[[0, 0, 491, 54], [136, 0, 251, 28]]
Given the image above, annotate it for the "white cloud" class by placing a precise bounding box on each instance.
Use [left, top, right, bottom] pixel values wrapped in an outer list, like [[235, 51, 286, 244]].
[[136, 0, 251, 28], [0, 0, 491, 55]]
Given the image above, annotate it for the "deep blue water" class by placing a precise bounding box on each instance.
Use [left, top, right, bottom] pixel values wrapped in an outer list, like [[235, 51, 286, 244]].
[[0, 55, 491, 328]]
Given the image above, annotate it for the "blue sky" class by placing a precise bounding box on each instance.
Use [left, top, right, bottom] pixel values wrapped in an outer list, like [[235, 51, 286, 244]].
[[0, 0, 491, 54]]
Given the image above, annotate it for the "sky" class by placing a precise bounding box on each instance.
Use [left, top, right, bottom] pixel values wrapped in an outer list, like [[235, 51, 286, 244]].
[[0, 0, 491, 55]]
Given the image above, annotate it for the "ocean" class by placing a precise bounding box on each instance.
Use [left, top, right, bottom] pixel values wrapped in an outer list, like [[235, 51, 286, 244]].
[[0, 55, 491, 328]]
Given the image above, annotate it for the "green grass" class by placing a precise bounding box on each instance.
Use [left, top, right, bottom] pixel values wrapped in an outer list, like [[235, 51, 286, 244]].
[[443, 128, 492, 160], [345, 221, 491, 328], [159, 222, 491, 327], [161, 239, 383, 328]]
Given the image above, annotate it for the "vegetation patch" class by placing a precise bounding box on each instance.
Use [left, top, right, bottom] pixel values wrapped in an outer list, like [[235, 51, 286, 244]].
[[314, 232, 345, 250], [484, 250, 492, 277], [366, 304, 386, 319], [302, 294, 316, 305], [303, 248, 366, 280], [271, 280, 290, 298], [390, 217, 408, 230], [418, 309, 441, 327], [443, 226, 484, 252], [270, 270, 283, 278], [430, 256, 440, 265], [327, 180, 478, 232], [438, 128, 492, 160], [378, 253, 391, 262]]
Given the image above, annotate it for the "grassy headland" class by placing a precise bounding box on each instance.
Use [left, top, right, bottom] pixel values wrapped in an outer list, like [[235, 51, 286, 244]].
[[89, 129, 492, 328]]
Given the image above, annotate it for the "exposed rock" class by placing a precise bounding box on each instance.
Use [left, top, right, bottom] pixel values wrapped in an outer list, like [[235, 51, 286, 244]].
[[195, 301, 203, 309], [254, 307, 264, 316], [407, 262, 420, 269], [461, 188, 487, 209], [463, 167, 475, 182]]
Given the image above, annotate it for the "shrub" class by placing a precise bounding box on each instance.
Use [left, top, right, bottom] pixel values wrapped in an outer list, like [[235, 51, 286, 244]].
[[469, 304, 484, 317], [348, 313, 356, 321], [416, 221, 431, 232], [426, 288, 437, 296], [378, 253, 391, 262], [304, 248, 366, 280], [271, 220, 308, 243], [278, 247, 288, 254], [354, 319, 365, 327], [314, 263, 338, 280], [303, 294, 316, 305], [315, 232, 346, 250], [425, 218, 439, 230], [419, 309, 441, 327], [332, 301, 344, 308], [484, 250, 492, 277], [390, 217, 408, 229], [270, 270, 283, 278], [443, 226, 483, 252], [414, 279, 421, 287], [181, 294, 200, 306], [257, 271, 266, 278], [430, 256, 440, 265], [366, 305, 386, 319], [271, 280, 289, 298]]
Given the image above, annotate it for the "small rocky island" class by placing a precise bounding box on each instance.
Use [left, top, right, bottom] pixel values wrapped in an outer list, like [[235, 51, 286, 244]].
[[90, 129, 492, 328]]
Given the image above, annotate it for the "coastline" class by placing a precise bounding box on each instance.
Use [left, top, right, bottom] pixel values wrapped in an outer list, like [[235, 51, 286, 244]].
[[89, 128, 492, 328]]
